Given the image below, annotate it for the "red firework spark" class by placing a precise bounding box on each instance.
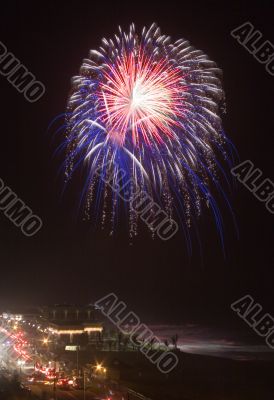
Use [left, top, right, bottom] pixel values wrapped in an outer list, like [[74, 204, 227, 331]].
[[98, 48, 186, 146]]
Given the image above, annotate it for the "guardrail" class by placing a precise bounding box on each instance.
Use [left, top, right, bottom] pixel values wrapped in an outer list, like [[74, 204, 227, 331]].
[[127, 388, 153, 400]]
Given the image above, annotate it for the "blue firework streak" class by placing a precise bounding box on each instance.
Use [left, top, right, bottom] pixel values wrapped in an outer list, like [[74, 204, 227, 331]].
[[58, 23, 235, 245]]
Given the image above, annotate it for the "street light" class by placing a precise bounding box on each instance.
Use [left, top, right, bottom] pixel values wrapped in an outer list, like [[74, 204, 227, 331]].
[[95, 363, 102, 371], [17, 359, 25, 376], [94, 363, 107, 378]]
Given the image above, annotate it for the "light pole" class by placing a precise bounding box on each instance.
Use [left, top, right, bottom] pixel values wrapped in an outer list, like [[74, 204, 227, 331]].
[[76, 345, 79, 376], [17, 359, 25, 377], [53, 359, 57, 400], [83, 370, 86, 400]]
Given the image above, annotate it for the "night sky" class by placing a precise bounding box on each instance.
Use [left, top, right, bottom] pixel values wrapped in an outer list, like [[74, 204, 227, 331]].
[[0, 1, 273, 325]]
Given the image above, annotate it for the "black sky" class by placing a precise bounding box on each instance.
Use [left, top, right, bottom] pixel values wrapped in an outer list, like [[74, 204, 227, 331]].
[[0, 1, 273, 324]]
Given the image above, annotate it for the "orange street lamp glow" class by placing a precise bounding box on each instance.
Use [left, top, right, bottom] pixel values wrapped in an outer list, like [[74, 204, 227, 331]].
[[96, 364, 102, 371]]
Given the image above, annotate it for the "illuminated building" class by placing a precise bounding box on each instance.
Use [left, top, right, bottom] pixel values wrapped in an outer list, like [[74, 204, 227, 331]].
[[43, 305, 104, 345]]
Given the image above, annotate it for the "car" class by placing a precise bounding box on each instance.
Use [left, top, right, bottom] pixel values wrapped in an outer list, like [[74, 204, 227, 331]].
[[57, 378, 70, 390], [72, 377, 84, 389]]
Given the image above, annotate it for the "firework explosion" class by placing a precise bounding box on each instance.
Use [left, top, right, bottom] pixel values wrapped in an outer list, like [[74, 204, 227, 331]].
[[63, 23, 233, 244]]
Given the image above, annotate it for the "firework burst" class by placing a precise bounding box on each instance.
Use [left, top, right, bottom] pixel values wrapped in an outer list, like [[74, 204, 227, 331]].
[[62, 23, 234, 245]]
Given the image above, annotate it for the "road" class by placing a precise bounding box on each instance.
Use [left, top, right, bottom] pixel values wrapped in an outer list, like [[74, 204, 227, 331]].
[[30, 384, 104, 400], [1, 319, 138, 400]]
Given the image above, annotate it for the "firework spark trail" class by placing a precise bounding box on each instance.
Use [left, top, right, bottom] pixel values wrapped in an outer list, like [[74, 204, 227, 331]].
[[61, 23, 234, 245], [98, 50, 185, 145]]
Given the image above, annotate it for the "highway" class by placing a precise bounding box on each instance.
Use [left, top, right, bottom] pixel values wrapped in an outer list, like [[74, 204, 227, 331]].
[[30, 384, 106, 399], [0, 316, 145, 400]]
